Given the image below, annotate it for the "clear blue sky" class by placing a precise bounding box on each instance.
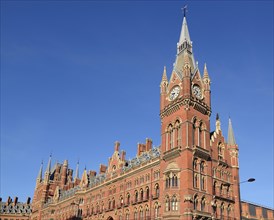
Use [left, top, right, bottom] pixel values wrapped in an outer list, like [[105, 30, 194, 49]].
[[1, 1, 273, 208]]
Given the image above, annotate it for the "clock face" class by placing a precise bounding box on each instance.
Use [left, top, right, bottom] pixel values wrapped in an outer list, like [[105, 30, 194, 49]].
[[169, 86, 180, 101], [192, 85, 202, 99]]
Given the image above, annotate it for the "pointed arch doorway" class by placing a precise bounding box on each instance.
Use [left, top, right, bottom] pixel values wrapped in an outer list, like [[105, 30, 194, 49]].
[[107, 216, 114, 220]]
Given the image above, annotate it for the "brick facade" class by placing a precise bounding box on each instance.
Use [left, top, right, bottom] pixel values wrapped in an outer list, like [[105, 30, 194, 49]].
[[29, 10, 272, 220]]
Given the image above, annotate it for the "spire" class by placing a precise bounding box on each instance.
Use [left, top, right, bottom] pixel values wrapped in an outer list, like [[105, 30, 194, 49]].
[[228, 118, 237, 145], [173, 8, 196, 78], [203, 63, 209, 79], [46, 154, 52, 174], [161, 66, 168, 83], [179, 16, 191, 45], [75, 160, 79, 179], [37, 161, 43, 181]]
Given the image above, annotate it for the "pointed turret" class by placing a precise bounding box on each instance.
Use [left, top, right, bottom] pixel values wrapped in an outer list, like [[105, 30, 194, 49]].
[[203, 63, 209, 79], [44, 154, 52, 183], [173, 11, 196, 79], [45, 154, 52, 174], [203, 63, 211, 107], [179, 16, 191, 45], [227, 118, 236, 146], [36, 161, 43, 187], [161, 66, 168, 83], [160, 66, 168, 94], [75, 161, 79, 180]]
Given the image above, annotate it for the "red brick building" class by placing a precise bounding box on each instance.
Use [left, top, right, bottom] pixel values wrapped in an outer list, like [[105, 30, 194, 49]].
[[30, 12, 271, 220]]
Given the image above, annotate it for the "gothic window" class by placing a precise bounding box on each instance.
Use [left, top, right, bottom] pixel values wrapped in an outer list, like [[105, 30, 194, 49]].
[[140, 208, 144, 220], [201, 176, 205, 190], [171, 196, 178, 211], [135, 190, 138, 203], [194, 174, 198, 188], [145, 206, 149, 220], [155, 183, 160, 198], [198, 123, 202, 146], [134, 209, 138, 220], [165, 196, 170, 211], [112, 199, 115, 209], [127, 193, 130, 205], [193, 195, 198, 210], [166, 177, 169, 188], [146, 187, 149, 200], [220, 184, 223, 196], [201, 197, 206, 211], [108, 200, 111, 210], [126, 211, 130, 220], [175, 120, 181, 147], [193, 159, 198, 171], [220, 203, 224, 218], [120, 196, 124, 206], [200, 161, 205, 173], [213, 181, 217, 195], [101, 202, 104, 212], [154, 202, 159, 218], [119, 212, 122, 220], [192, 119, 196, 146], [140, 188, 144, 201], [227, 204, 231, 217]]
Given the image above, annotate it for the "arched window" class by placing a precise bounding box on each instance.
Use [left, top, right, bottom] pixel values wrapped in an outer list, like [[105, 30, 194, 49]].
[[154, 203, 159, 218], [194, 174, 198, 188], [120, 196, 124, 206], [145, 206, 149, 220], [108, 200, 111, 210], [140, 189, 144, 201], [220, 203, 224, 217], [200, 161, 205, 173], [135, 191, 138, 203], [165, 196, 170, 211], [193, 159, 198, 171], [134, 209, 138, 220], [146, 187, 149, 200], [193, 195, 198, 210], [201, 197, 206, 211], [155, 184, 160, 198], [173, 174, 178, 187], [126, 211, 130, 220], [220, 184, 223, 196], [192, 119, 196, 146], [119, 212, 122, 220], [101, 202, 104, 212], [213, 181, 217, 195], [201, 176, 205, 190], [112, 199, 115, 209], [171, 196, 178, 211], [227, 204, 231, 217], [140, 208, 144, 220], [127, 193, 130, 205], [175, 120, 181, 147]]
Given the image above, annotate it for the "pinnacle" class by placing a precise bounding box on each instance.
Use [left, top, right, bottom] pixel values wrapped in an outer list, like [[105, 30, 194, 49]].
[[203, 63, 209, 77], [161, 66, 168, 82], [227, 118, 237, 146]]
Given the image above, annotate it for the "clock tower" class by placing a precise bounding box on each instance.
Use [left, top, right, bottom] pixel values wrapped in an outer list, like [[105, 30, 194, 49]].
[[160, 14, 211, 158], [159, 12, 240, 220]]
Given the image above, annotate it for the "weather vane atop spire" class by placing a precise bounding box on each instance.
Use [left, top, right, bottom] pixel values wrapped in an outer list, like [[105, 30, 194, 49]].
[[182, 4, 188, 17]]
